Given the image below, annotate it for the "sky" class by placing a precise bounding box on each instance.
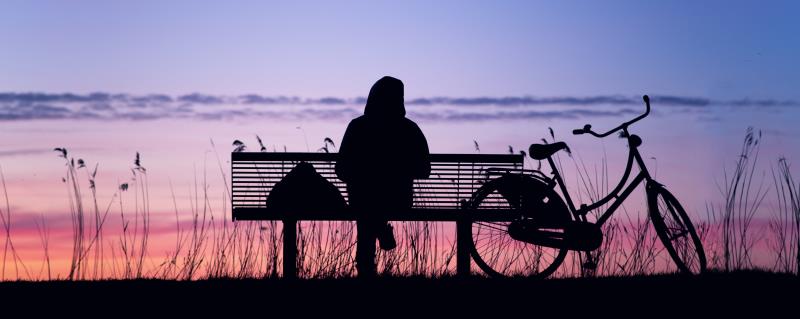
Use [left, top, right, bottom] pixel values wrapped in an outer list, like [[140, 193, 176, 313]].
[[2, 1, 799, 98], [1, 0, 799, 279]]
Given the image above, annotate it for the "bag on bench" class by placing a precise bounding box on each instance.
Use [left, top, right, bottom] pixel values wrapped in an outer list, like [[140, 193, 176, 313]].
[[266, 161, 347, 213]]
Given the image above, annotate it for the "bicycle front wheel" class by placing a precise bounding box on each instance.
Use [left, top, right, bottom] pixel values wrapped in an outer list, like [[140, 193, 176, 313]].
[[647, 183, 706, 274], [468, 175, 571, 278]]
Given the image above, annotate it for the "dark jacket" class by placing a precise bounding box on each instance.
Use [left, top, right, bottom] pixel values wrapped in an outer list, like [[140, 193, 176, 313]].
[[336, 76, 431, 211]]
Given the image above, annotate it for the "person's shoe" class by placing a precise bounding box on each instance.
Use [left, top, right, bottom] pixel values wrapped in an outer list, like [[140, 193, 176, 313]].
[[378, 222, 397, 251]]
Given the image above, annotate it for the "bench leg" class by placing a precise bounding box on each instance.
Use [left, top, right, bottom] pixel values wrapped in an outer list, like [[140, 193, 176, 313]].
[[283, 218, 297, 279], [456, 219, 471, 277]]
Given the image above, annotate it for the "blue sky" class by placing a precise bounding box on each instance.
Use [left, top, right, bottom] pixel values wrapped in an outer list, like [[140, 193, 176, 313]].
[[2, 0, 798, 99]]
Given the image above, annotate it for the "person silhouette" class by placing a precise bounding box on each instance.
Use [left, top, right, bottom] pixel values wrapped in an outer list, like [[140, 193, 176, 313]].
[[336, 76, 431, 278]]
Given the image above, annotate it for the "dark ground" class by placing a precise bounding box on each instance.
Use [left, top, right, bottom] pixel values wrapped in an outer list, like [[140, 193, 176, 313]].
[[1, 271, 796, 316]]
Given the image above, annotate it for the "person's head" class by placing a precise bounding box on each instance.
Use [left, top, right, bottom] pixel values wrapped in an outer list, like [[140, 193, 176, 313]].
[[364, 76, 405, 118]]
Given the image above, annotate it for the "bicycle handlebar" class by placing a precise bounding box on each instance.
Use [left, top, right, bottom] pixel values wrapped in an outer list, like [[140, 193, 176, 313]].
[[572, 124, 591, 135], [573, 95, 650, 137]]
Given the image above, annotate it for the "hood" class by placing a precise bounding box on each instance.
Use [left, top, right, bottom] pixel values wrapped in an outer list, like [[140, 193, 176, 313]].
[[364, 76, 405, 118]]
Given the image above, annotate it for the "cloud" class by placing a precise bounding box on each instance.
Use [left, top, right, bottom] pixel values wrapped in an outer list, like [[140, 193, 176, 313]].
[[177, 93, 226, 104], [726, 98, 800, 107], [408, 96, 637, 106], [316, 97, 347, 105], [128, 94, 173, 107], [0, 92, 153, 104], [239, 94, 294, 104], [0, 92, 109, 104], [649, 95, 710, 107], [0, 104, 79, 120], [0, 148, 57, 157], [0, 92, 797, 122], [408, 108, 640, 121]]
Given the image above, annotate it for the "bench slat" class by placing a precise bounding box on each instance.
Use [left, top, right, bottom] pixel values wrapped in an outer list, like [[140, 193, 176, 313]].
[[232, 207, 520, 222], [232, 152, 523, 163], [231, 152, 524, 221]]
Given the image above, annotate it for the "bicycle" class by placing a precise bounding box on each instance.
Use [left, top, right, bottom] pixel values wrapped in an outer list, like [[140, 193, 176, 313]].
[[466, 95, 707, 278]]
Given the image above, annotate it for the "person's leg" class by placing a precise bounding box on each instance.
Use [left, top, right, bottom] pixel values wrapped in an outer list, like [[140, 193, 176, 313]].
[[356, 220, 377, 277], [378, 220, 396, 251]]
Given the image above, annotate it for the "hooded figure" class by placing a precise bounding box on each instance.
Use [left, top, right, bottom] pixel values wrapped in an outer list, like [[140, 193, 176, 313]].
[[336, 76, 430, 277]]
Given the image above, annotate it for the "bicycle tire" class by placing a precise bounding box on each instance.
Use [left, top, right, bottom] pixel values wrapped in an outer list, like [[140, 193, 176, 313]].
[[467, 174, 571, 278], [647, 183, 707, 274]]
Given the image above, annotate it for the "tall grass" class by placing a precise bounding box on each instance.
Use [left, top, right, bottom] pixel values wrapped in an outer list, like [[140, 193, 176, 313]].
[[1, 127, 799, 281], [770, 157, 799, 274], [0, 165, 29, 280], [706, 128, 768, 271]]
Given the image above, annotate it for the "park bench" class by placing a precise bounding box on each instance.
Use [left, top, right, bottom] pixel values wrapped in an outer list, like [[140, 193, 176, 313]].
[[231, 151, 525, 277]]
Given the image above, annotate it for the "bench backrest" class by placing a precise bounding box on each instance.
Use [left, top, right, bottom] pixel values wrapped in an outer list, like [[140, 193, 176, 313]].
[[231, 152, 524, 212]]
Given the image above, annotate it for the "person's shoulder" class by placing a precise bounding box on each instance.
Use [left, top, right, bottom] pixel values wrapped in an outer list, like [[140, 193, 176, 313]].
[[346, 115, 368, 127], [400, 117, 419, 126], [401, 117, 423, 130]]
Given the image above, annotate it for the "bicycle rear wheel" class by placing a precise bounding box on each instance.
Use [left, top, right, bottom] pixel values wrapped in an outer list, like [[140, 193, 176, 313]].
[[647, 183, 706, 274], [467, 174, 571, 278]]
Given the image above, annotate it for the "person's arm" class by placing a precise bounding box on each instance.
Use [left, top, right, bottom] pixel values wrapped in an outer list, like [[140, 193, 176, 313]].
[[335, 121, 355, 183], [410, 122, 431, 179]]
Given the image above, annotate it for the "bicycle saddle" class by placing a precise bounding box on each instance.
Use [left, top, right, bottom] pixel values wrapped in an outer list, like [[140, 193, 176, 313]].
[[528, 142, 569, 160]]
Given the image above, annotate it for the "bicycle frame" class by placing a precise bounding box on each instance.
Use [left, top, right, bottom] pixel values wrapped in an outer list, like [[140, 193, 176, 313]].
[[546, 127, 653, 227]]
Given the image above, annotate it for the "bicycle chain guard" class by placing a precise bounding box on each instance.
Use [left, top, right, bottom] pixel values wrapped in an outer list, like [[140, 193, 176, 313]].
[[508, 220, 603, 252]]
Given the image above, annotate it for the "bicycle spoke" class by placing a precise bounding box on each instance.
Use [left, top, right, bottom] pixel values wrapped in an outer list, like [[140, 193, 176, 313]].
[[666, 228, 688, 240], [652, 188, 705, 274], [474, 221, 508, 233], [469, 182, 570, 278]]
